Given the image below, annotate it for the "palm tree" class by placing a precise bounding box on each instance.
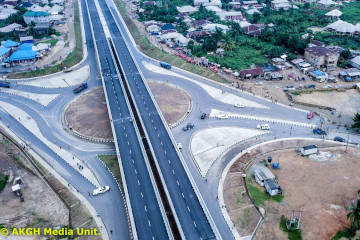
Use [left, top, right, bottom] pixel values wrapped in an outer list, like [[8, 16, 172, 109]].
[[221, 34, 235, 51], [347, 190, 360, 231]]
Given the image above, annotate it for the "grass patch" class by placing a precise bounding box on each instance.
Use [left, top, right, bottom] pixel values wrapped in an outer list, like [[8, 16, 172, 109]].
[[234, 191, 246, 205], [35, 39, 58, 47], [247, 177, 284, 206], [331, 228, 356, 240], [97, 155, 123, 192], [279, 215, 303, 240], [0, 175, 9, 192], [8, 1, 83, 79], [113, 0, 229, 84]]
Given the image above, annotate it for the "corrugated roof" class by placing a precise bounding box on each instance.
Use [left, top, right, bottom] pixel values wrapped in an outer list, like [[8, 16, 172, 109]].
[[2, 39, 19, 47], [23, 11, 49, 17], [18, 43, 34, 50], [0, 47, 11, 56]]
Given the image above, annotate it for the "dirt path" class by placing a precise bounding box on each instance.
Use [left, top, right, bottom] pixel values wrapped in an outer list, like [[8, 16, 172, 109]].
[[64, 82, 191, 140]]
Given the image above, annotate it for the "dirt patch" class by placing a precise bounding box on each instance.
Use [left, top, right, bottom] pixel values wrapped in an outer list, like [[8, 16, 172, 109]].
[[65, 87, 113, 140], [64, 83, 191, 140], [253, 147, 360, 240], [0, 134, 68, 230], [148, 81, 191, 126]]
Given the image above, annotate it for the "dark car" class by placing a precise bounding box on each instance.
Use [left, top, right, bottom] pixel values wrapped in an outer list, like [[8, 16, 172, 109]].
[[200, 113, 208, 119], [334, 136, 345, 142]]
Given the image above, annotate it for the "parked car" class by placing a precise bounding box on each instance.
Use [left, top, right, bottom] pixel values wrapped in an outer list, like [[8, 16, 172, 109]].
[[307, 112, 314, 119], [334, 136, 345, 142], [93, 186, 110, 196], [323, 85, 332, 89], [313, 128, 327, 135], [283, 85, 295, 92], [234, 103, 245, 108], [335, 85, 345, 88], [257, 124, 270, 130], [254, 81, 263, 86], [307, 84, 316, 89], [0, 81, 10, 88]]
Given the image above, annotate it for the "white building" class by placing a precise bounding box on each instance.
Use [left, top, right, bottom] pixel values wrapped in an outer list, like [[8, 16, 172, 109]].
[[23, 11, 50, 25], [300, 145, 318, 156], [271, 0, 291, 10], [177, 5, 197, 15]]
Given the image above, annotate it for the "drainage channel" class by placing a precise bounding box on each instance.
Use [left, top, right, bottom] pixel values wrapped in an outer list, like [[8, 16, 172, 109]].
[[108, 38, 181, 240]]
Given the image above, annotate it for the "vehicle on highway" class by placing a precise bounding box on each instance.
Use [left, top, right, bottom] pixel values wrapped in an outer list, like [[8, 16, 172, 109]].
[[182, 123, 195, 131], [93, 186, 110, 196], [254, 81, 262, 86], [234, 103, 245, 108], [334, 136, 345, 142], [73, 82, 88, 94], [0, 81, 10, 88], [313, 128, 327, 135], [307, 84, 316, 89], [63, 67, 73, 73], [160, 62, 171, 69], [177, 142, 183, 150], [200, 113, 208, 119], [217, 114, 229, 119], [307, 112, 314, 119], [257, 124, 270, 130]]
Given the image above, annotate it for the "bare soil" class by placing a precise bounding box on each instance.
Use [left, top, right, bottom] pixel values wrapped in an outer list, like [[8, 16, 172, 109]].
[[254, 147, 360, 240], [64, 82, 191, 140], [0, 134, 68, 230]]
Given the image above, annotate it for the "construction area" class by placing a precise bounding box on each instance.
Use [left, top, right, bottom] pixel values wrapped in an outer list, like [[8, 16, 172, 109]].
[[223, 139, 360, 240], [64, 81, 191, 140], [0, 132, 101, 239]]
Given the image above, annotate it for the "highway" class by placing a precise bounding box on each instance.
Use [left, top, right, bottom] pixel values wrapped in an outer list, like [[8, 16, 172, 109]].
[[96, 0, 217, 238], [82, 0, 170, 238]]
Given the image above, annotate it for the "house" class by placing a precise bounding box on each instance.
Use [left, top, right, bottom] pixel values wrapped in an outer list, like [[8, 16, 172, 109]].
[[243, 24, 262, 36], [309, 70, 327, 82], [216, 11, 245, 21], [192, 20, 209, 29], [2, 0, 18, 6], [194, 0, 222, 7], [23, 11, 50, 25], [49, 14, 64, 24], [142, 1, 155, 7], [239, 67, 264, 79], [161, 23, 175, 31], [229, 2, 241, 9], [0, 23, 22, 33], [177, 5, 197, 15], [308, 40, 325, 48], [246, 9, 261, 15], [187, 30, 209, 39], [318, 0, 338, 8], [271, 0, 291, 10], [325, 20, 356, 35], [0, 6, 18, 21], [21, 2, 33, 8], [0, 47, 11, 61], [51, 0, 65, 5], [338, 68, 360, 81], [254, 168, 275, 186], [325, 9, 342, 20], [47, 5, 64, 14], [2, 39, 19, 48], [32, 43, 51, 52], [264, 179, 281, 196], [9, 49, 37, 62], [242, 0, 259, 7], [205, 6, 223, 13], [355, 82, 360, 91], [20, 36, 34, 43], [202, 23, 229, 33], [305, 46, 339, 70], [300, 145, 318, 156], [350, 56, 360, 69]]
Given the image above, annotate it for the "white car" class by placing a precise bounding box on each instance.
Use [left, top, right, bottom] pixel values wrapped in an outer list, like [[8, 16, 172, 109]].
[[234, 103, 245, 108], [254, 81, 263, 86], [177, 142, 183, 150], [257, 124, 270, 130], [93, 186, 110, 196], [217, 114, 229, 119]]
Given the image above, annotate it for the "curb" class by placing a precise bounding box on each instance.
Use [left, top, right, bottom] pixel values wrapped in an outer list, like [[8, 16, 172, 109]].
[[0, 89, 60, 107]]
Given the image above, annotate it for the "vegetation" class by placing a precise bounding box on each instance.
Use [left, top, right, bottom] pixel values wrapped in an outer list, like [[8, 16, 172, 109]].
[[351, 112, 360, 129], [8, 1, 83, 79], [279, 215, 303, 240], [0, 175, 9, 192], [97, 155, 123, 192], [246, 176, 284, 206], [115, 0, 228, 83], [331, 228, 356, 240], [340, 1, 360, 24]]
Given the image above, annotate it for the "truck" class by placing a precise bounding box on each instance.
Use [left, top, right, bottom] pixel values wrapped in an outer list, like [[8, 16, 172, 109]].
[[0, 81, 10, 88], [313, 128, 327, 135], [182, 123, 195, 131], [257, 124, 270, 130], [73, 82, 88, 94], [160, 62, 171, 69]]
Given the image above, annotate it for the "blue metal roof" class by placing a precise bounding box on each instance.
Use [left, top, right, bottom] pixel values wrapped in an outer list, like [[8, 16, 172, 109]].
[[18, 43, 34, 50], [0, 47, 11, 56], [10, 50, 36, 61], [2, 40, 19, 48], [311, 70, 325, 76]]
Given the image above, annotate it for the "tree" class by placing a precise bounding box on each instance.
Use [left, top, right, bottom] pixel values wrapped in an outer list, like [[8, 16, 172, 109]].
[[202, 38, 217, 51], [221, 34, 235, 51], [351, 112, 360, 129], [347, 190, 360, 231], [212, 27, 223, 43], [252, 12, 261, 23], [341, 49, 351, 60]]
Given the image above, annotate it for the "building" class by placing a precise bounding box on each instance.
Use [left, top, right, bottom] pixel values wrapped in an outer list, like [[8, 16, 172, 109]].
[[338, 68, 360, 81], [20, 36, 34, 43], [318, 0, 338, 8], [0, 23, 22, 33], [23, 11, 50, 25], [243, 24, 262, 36], [309, 70, 327, 82], [2, 39, 19, 48], [202, 23, 229, 33], [0, 46, 11, 61], [350, 56, 360, 69], [300, 145, 318, 156], [194, 0, 222, 7], [177, 5, 197, 15], [216, 11, 245, 21], [271, 0, 291, 10], [9, 49, 37, 62], [304, 46, 339, 71], [254, 168, 275, 186], [325, 9, 342, 20], [205, 6, 223, 13], [264, 179, 281, 196], [229, 2, 241, 9], [239, 67, 264, 79]]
